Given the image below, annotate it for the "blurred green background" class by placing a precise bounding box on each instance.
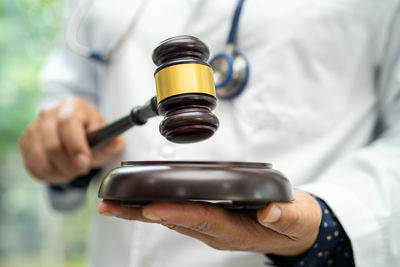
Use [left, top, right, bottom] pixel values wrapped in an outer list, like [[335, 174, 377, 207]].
[[0, 1, 95, 266]]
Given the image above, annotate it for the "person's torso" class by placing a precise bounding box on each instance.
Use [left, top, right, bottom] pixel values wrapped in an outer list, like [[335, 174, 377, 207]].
[[76, 0, 397, 266]]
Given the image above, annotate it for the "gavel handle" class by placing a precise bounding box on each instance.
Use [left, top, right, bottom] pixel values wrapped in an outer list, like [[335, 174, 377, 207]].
[[48, 96, 159, 208], [87, 96, 158, 151]]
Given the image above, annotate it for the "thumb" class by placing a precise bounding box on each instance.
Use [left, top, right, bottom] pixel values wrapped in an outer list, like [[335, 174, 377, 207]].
[[257, 202, 299, 236], [257, 190, 321, 237]]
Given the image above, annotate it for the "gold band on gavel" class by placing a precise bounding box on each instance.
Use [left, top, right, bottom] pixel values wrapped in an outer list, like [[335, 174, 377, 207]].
[[155, 63, 216, 103]]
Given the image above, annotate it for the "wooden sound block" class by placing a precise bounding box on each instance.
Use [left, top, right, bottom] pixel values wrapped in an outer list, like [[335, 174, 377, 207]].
[[98, 161, 293, 209]]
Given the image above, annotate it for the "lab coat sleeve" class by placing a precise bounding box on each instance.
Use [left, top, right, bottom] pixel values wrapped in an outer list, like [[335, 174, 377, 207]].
[[38, 0, 102, 211], [299, 11, 400, 266]]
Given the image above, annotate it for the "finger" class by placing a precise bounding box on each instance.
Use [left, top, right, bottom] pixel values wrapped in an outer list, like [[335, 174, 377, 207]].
[[98, 200, 153, 223], [85, 108, 106, 133], [76, 103, 123, 167], [57, 104, 91, 172], [38, 110, 86, 178], [161, 223, 219, 248], [142, 202, 237, 237], [257, 191, 322, 238], [92, 136, 124, 167], [19, 124, 62, 184], [98, 200, 218, 245], [143, 202, 289, 253]]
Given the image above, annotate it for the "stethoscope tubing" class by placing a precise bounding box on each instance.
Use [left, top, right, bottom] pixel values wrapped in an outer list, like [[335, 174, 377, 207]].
[[67, 0, 249, 100], [210, 0, 249, 99], [66, 0, 148, 64], [227, 0, 245, 46]]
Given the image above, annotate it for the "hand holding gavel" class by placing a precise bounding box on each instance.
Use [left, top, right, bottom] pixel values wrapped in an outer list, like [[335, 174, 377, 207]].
[[19, 35, 219, 184]]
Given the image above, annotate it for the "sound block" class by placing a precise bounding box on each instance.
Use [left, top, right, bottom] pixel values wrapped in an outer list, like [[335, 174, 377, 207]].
[[98, 161, 293, 209]]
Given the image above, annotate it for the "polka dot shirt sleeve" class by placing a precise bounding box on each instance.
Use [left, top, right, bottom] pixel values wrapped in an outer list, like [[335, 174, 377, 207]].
[[266, 197, 355, 267]]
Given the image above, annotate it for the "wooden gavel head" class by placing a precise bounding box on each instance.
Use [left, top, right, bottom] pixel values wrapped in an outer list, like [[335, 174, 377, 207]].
[[152, 35, 219, 144]]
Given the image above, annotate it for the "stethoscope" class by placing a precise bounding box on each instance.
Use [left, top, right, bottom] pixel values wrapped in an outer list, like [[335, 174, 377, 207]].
[[209, 0, 249, 99], [67, 0, 249, 99]]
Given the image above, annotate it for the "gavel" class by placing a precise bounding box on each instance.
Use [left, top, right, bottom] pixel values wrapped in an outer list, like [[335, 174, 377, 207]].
[[87, 35, 219, 150], [53, 35, 294, 210]]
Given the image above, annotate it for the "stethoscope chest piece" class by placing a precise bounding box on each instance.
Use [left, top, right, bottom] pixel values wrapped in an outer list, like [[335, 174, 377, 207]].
[[210, 50, 249, 99]]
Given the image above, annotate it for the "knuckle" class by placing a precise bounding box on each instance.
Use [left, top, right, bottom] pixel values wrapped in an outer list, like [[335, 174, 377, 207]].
[[191, 205, 214, 232], [44, 142, 63, 155], [37, 165, 54, 177], [57, 115, 73, 127], [63, 95, 88, 111], [68, 141, 87, 156], [192, 220, 211, 232]]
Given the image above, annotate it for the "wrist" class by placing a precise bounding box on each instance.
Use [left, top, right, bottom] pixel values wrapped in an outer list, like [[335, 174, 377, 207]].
[[269, 230, 319, 256], [267, 197, 355, 267]]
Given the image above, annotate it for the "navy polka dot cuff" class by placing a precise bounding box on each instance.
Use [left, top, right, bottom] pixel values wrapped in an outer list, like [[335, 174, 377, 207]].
[[267, 197, 355, 267]]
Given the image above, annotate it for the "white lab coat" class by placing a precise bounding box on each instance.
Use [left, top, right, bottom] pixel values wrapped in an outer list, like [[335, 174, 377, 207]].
[[40, 0, 400, 266]]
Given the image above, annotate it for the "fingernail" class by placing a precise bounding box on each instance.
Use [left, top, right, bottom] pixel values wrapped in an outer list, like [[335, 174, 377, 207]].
[[143, 210, 161, 222], [75, 153, 89, 168], [263, 205, 281, 224]]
